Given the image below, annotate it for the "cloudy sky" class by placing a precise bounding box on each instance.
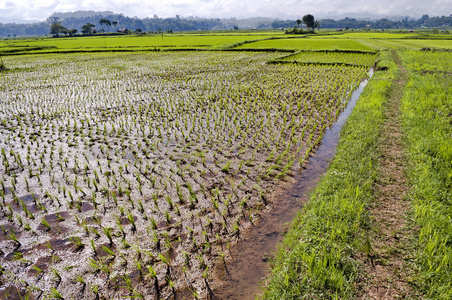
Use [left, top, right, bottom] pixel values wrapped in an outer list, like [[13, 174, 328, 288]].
[[1, 0, 451, 22]]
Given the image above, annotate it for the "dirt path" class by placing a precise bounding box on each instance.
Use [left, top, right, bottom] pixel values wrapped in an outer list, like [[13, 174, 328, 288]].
[[360, 52, 415, 299]]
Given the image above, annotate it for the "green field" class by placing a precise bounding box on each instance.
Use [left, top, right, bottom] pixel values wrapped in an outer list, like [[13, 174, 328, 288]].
[[277, 51, 378, 66], [400, 50, 452, 299], [0, 34, 275, 54], [236, 37, 375, 51], [1, 30, 451, 299]]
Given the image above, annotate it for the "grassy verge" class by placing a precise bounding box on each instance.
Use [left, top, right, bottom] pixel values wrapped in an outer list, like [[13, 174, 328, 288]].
[[262, 51, 398, 299], [401, 50, 452, 299]]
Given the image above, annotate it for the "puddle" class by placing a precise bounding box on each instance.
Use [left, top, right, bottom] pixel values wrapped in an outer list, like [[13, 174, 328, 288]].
[[28, 256, 52, 275], [20, 194, 37, 203], [81, 202, 94, 212], [157, 219, 177, 229], [118, 215, 137, 225], [36, 222, 68, 235], [212, 70, 373, 299], [2, 187, 12, 195], [45, 212, 71, 223], [10, 194, 43, 213], [0, 224, 17, 240], [96, 242, 116, 257], [0, 285, 28, 300], [86, 215, 103, 223]]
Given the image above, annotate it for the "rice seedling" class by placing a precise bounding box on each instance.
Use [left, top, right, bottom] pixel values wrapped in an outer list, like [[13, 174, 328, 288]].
[[0, 47, 373, 299], [263, 50, 395, 298], [49, 287, 64, 299], [40, 218, 51, 232]]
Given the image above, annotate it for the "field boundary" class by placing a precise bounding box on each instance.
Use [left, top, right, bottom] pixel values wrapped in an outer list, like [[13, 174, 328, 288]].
[[1, 47, 298, 56], [262, 51, 398, 298], [358, 50, 416, 298], [266, 60, 374, 68]]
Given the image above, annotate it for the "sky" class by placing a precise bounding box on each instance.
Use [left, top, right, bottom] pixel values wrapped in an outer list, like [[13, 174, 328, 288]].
[[1, 0, 451, 23]]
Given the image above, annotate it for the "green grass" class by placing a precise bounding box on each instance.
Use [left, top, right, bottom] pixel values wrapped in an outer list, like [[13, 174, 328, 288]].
[[263, 51, 397, 299], [236, 38, 375, 51], [401, 50, 452, 299], [401, 50, 452, 71]]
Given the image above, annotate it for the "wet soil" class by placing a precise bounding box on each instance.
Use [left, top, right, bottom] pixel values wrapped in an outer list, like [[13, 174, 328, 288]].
[[0, 52, 373, 300], [212, 72, 373, 299]]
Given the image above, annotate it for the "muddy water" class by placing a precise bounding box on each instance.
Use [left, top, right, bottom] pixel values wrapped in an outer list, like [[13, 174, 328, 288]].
[[211, 70, 373, 300]]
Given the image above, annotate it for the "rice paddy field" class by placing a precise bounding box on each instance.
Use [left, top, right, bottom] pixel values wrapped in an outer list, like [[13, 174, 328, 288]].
[[235, 38, 375, 51], [0, 34, 276, 55], [0, 30, 451, 299]]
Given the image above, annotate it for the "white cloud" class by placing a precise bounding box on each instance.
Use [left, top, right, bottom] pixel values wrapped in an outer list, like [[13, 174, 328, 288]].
[[1, 0, 451, 21]]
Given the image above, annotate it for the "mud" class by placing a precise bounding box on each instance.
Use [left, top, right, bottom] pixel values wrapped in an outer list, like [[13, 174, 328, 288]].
[[212, 70, 373, 299], [0, 52, 373, 300]]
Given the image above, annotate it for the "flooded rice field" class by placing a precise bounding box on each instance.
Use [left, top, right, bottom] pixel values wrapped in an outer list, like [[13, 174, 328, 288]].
[[0, 51, 373, 299]]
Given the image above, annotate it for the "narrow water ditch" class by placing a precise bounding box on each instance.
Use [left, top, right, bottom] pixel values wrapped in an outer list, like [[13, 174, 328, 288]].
[[211, 69, 374, 300]]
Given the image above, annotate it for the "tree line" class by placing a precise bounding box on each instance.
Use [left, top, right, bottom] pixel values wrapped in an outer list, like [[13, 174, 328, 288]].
[[285, 14, 452, 30], [0, 13, 451, 37], [0, 13, 225, 37]]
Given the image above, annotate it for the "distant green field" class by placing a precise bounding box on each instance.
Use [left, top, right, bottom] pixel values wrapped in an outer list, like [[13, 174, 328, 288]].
[[278, 51, 378, 66], [394, 38, 452, 49], [1, 32, 451, 55], [402, 50, 452, 71], [236, 38, 375, 51], [312, 32, 418, 39], [351, 38, 452, 50], [0, 34, 276, 54]]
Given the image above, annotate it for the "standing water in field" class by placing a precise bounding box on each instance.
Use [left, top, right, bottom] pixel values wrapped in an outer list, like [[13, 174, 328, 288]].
[[212, 69, 374, 300]]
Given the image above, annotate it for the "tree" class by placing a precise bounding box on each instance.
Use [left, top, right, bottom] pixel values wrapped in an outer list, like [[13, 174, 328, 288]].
[[81, 23, 96, 35], [302, 14, 316, 30], [99, 19, 112, 32], [99, 19, 107, 32], [296, 19, 302, 28], [105, 20, 112, 32], [49, 17, 67, 37], [112, 21, 118, 31], [67, 29, 78, 37], [313, 20, 320, 30]]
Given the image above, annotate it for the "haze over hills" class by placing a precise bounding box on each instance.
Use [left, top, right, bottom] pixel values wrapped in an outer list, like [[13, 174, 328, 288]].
[[0, 10, 450, 37], [2, 0, 452, 24], [0, 10, 442, 25]]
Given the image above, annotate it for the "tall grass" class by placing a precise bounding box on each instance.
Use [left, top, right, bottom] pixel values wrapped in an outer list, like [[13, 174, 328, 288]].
[[401, 50, 452, 299], [263, 51, 398, 298]]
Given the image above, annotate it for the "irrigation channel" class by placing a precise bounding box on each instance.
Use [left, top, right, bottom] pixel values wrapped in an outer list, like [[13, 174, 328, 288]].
[[211, 69, 374, 299]]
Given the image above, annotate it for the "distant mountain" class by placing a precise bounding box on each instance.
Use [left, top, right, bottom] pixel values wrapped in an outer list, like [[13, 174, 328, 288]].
[[0, 10, 450, 37], [0, 17, 39, 24], [48, 11, 116, 20], [321, 12, 414, 21]]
